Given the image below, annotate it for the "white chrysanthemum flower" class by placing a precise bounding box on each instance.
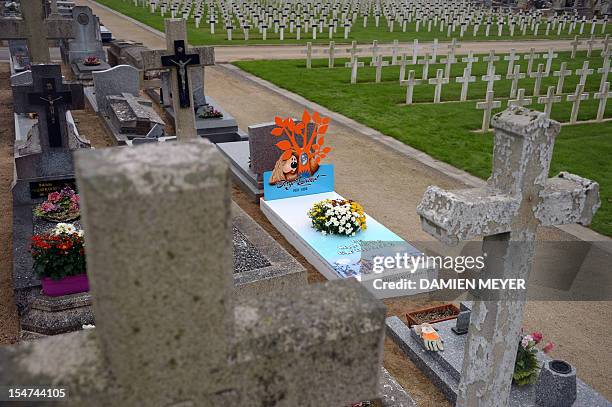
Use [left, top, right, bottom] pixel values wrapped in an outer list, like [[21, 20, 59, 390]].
[[339, 226, 345, 233], [77, 230, 84, 237], [54, 223, 76, 235]]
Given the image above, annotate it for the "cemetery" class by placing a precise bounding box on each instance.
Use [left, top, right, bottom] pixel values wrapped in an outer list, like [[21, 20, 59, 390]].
[[0, 0, 611, 406]]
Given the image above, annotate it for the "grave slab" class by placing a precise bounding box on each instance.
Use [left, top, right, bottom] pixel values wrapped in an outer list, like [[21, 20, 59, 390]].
[[386, 316, 611, 406]]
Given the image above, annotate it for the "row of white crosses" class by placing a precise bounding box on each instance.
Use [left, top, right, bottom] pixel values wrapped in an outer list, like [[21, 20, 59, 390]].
[[476, 79, 611, 132], [131, 0, 611, 41]]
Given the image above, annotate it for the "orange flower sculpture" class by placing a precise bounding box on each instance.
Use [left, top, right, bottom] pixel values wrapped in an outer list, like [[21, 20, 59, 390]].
[[270, 110, 331, 181]]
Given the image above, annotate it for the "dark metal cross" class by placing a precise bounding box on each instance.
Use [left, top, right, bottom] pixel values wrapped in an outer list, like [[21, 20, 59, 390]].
[[12, 64, 83, 151], [161, 40, 200, 108], [28, 79, 73, 148]]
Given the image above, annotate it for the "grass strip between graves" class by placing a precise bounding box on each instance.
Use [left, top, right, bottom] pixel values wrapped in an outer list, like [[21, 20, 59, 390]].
[[93, 0, 612, 45], [233, 50, 612, 236]]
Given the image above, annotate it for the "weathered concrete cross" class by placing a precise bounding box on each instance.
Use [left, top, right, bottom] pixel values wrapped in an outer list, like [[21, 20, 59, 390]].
[[570, 35, 582, 58], [141, 19, 214, 140], [598, 56, 610, 91], [461, 51, 479, 71], [553, 61, 572, 95], [476, 90, 501, 132], [507, 87, 532, 108], [529, 63, 547, 96], [456, 67, 476, 101], [429, 68, 449, 103], [503, 48, 520, 77], [418, 52, 431, 80], [483, 49, 500, 75], [0, 140, 386, 406], [481, 64, 501, 93], [567, 83, 589, 124], [523, 47, 540, 75], [575, 60, 594, 86], [0, 0, 74, 63], [417, 106, 600, 407], [506, 64, 525, 99], [401, 70, 422, 104], [345, 58, 364, 84], [537, 86, 562, 118], [12, 64, 83, 151], [593, 81, 610, 122]]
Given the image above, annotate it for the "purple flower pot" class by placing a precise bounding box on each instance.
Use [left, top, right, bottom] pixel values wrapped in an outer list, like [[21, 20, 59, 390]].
[[41, 273, 89, 297]]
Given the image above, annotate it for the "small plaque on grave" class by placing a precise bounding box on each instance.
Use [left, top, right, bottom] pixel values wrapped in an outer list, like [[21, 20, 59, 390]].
[[29, 179, 77, 199]]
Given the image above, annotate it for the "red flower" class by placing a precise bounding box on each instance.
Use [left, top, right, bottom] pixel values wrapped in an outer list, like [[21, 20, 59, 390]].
[[543, 341, 555, 354], [47, 191, 61, 202], [531, 331, 543, 344]]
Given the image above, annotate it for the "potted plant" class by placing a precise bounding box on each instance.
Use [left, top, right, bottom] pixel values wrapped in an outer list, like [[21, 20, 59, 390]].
[[513, 331, 555, 385], [31, 223, 88, 297], [83, 56, 101, 66], [307, 199, 367, 236], [405, 303, 460, 327], [33, 186, 80, 222]]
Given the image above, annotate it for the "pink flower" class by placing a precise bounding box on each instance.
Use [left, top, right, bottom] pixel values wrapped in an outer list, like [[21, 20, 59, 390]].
[[70, 194, 80, 204], [47, 192, 61, 202], [61, 187, 75, 197], [69, 202, 79, 212], [543, 341, 555, 354], [41, 202, 58, 213], [531, 331, 543, 344]]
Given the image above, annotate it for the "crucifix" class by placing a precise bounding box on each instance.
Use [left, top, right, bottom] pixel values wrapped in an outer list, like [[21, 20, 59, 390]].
[[12, 64, 83, 151], [417, 106, 600, 407], [141, 19, 214, 140], [0, 0, 74, 63], [428, 68, 449, 103]]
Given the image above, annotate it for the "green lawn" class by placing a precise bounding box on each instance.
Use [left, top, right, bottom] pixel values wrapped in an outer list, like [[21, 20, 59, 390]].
[[95, 0, 612, 45], [234, 50, 612, 236]]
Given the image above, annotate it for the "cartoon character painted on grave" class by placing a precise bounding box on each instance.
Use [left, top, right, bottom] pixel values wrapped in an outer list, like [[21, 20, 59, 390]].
[[268, 110, 331, 185]]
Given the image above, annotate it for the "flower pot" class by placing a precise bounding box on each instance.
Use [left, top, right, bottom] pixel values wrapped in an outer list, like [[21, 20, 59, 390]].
[[535, 360, 577, 407], [406, 304, 460, 327], [41, 273, 89, 297]]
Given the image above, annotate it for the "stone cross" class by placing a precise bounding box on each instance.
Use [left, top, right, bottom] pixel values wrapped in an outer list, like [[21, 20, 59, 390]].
[[508, 87, 532, 108], [481, 64, 501, 93], [602, 35, 610, 56], [412, 39, 420, 64], [374, 54, 389, 83], [429, 68, 449, 103], [483, 50, 500, 76], [369, 40, 380, 65], [537, 86, 562, 118], [440, 54, 456, 79], [401, 70, 422, 104], [529, 63, 547, 96], [345, 59, 364, 84], [12, 64, 84, 151], [141, 19, 214, 140], [461, 51, 479, 71], [418, 52, 431, 80], [0, 140, 387, 406], [323, 41, 335, 68], [391, 39, 400, 65], [523, 48, 539, 75], [503, 48, 520, 76], [575, 60, 594, 86], [346, 40, 362, 63], [543, 48, 558, 74], [398, 53, 409, 81], [417, 106, 600, 407], [0, 0, 74, 63], [506, 64, 525, 99], [302, 41, 312, 69], [586, 35, 597, 57], [598, 57, 610, 91], [431, 38, 439, 61], [570, 35, 583, 58], [475, 90, 501, 132], [567, 83, 590, 123], [456, 67, 476, 101], [553, 62, 572, 95], [594, 81, 611, 122]]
